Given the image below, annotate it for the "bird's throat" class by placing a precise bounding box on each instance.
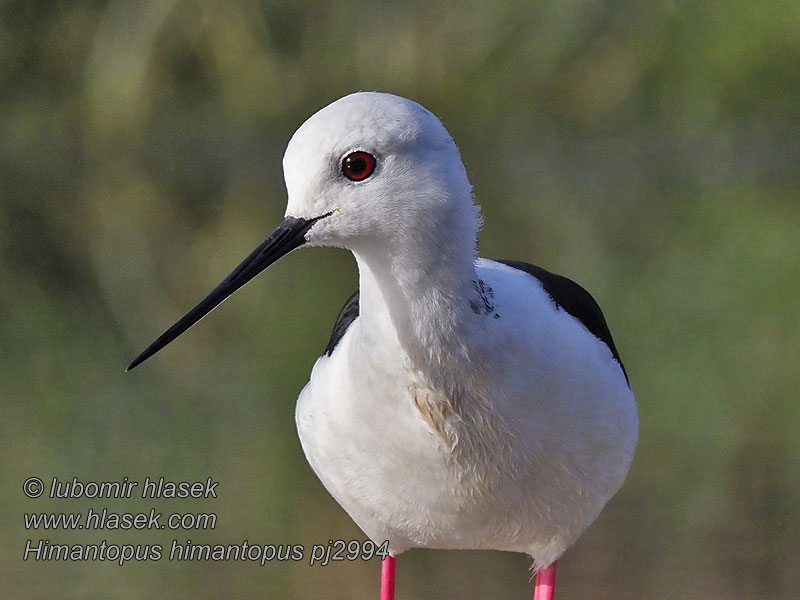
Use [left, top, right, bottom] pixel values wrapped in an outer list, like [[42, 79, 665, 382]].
[[352, 243, 485, 386]]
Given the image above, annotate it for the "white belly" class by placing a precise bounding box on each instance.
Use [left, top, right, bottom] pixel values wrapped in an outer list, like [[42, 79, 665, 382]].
[[296, 327, 466, 553], [295, 309, 638, 567]]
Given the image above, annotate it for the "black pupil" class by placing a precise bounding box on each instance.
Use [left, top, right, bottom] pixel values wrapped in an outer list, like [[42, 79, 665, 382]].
[[348, 156, 367, 174]]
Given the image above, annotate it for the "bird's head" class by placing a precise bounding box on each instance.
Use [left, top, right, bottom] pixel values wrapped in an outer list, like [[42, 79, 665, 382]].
[[284, 91, 477, 252], [127, 92, 478, 370]]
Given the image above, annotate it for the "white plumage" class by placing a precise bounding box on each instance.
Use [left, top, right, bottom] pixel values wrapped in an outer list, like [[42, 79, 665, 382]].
[[129, 91, 638, 597], [297, 253, 636, 568]]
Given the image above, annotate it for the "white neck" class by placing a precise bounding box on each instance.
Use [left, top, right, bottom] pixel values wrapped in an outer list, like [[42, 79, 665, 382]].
[[351, 224, 484, 387]]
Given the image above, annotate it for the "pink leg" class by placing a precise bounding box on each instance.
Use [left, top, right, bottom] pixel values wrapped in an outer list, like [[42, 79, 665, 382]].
[[380, 554, 396, 600], [533, 561, 557, 600]]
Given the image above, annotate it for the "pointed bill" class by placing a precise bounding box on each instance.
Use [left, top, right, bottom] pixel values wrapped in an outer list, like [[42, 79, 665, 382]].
[[127, 215, 325, 371]]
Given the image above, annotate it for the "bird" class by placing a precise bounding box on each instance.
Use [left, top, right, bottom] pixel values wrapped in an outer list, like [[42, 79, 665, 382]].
[[127, 92, 638, 600]]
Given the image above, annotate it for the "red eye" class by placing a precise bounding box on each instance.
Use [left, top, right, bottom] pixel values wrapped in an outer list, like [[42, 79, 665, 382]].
[[342, 151, 376, 181]]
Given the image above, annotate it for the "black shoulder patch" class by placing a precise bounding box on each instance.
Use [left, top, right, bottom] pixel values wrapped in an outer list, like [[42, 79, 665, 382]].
[[496, 259, 629, 384], [324, 290, 360, 357]]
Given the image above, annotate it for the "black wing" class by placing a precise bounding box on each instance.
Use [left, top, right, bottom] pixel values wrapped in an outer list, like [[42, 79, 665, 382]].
[[324, 290, 360, 357], [496, 259, 629, 385]]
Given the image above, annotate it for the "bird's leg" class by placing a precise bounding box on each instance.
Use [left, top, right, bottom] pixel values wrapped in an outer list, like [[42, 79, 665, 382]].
[[533, 561, 557, 600], [380, 554, 396, 600]]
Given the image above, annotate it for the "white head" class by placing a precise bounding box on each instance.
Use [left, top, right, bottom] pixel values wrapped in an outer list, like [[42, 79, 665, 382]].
[[127, 92, 481, 370], [283, 92, 480, 256]]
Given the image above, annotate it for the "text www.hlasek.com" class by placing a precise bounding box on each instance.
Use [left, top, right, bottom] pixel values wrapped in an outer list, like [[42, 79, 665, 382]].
[[24, 508, 216, 531]]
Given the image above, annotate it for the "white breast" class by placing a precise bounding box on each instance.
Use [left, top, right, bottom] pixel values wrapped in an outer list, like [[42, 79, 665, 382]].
[[295, 260, 637, 567]]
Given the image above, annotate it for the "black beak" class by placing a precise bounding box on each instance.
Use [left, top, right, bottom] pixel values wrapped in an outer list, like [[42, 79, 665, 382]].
[[127, 215, 325, 371]]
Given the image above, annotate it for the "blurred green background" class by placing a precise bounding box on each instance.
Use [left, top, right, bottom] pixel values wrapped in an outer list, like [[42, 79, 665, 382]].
[[2, 1, 799, 598]]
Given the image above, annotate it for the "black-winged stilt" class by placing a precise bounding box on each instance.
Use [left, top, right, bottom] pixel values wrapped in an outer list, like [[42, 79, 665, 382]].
[[128, 92, 638, 600]]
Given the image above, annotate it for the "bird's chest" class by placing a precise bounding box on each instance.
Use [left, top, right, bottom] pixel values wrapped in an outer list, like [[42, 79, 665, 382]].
[[294, 334, 494, 549], [296, 340, 449, 485]]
